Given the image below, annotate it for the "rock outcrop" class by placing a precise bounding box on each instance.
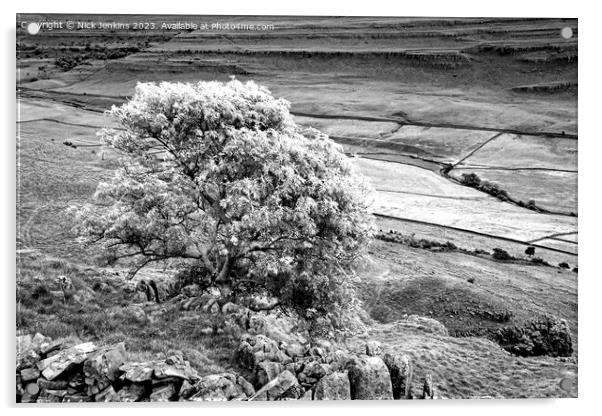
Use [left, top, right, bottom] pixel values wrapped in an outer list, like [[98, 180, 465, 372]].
[[346, 356, 394, 400], [312, 371, 351, 400], [382, 352, 413, 399]]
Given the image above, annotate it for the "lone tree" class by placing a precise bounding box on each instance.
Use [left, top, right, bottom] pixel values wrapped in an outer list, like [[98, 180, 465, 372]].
[[72, 79, 374, 328]]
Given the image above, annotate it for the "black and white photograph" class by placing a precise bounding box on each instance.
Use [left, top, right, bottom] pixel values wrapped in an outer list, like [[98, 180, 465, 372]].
[[14, 8, 582, 404]]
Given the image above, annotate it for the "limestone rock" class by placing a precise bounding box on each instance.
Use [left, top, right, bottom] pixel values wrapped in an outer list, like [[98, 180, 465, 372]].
[[20, 367, 41, 382], [188, 374, 240, 401], [382, 352, 413, 399], [25, 382, 40, 396], [63, 393, 92, 402], [249, 370, 301, 401], [281, 382, 304, 400], [178, 379, 195, 399], [16, 333, 46, 370], [119, 361, 155, 383], [115, 383, 147, 402], [36, 342, 97, 380], [254, 361, 283, 388], [123, 305, 147, 323], [17, 349, 40, 371], [153, 360, 199, 382], [365, 341, 383, 357], [236, 334, 290, 370], [150, 383, 177, 402], [422, 374, 434, 399], [395, 315, 449, 336], [221, 302, 241, 314], [328, 349, 353, 371], [36, 389, 66, 403], [83, 342, 127, 391], [301, 389, 313, 400], [40, 340, 65, 357], [95, 385, 119, 402], [281, 341, 306, 358], [298, 360, 330, 386], [236, 375, 255, 397], [346, 356, 393, 400], [37, 378, 69, 391], [313, 371, 351, 400]]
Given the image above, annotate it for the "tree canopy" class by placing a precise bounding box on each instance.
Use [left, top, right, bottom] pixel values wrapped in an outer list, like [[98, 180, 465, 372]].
[[72, 79, 374, 328]]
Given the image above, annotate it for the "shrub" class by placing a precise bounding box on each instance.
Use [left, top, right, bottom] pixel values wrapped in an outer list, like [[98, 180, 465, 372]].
[[493, 316, 573, 357], [460, 172, 481, 187], [54, 56, 85, 71], [492, 248, 512, 261], [559, 262, 570, 269]]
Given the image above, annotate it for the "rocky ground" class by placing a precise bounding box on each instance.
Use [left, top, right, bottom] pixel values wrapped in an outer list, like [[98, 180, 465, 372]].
[[17, 297, 434, 402]]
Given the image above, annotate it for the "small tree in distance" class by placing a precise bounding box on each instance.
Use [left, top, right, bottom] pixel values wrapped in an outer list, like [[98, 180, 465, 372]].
[[71, 79, 374, 332]]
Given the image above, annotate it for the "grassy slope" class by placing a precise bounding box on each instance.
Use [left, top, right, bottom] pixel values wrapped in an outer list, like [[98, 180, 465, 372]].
[[353, 323, 577, 398], [354, 239, 578, 398]]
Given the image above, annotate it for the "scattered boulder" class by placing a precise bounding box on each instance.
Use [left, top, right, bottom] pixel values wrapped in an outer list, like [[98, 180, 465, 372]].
[[221, 302, 241, 314], [328, 349, 353, 372], [236, 334, 290, 371], [188, 374, 243, 401], [17, 349, 41, 372], [401, 315, 449, 336], [254, 361, 283, 389], [365, 340, 383, 357], [382, 352, 413, 399], [422, 374, 434, 399], [313, 371, 351, 400], [297, 360, 330, 387], [16, 333, 52, 370], [236, 375, 255, 397], [281, 341, 306, 359], [249, 370, 303, 401], [346, 356, 393, 400]]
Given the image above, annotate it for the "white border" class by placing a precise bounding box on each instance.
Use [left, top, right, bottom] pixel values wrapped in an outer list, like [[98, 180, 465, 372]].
[[3, 1, 599, 415]]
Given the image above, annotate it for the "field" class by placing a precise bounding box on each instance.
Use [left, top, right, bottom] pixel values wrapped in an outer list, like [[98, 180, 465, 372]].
[[16, 15, 578, 400]]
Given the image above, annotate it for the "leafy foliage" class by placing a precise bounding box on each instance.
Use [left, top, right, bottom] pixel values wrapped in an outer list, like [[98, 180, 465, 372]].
[[71, 79, 374, 329]]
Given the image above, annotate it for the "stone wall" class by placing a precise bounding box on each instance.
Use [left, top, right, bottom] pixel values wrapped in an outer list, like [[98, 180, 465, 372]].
[[17, 332, 436, 402]]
